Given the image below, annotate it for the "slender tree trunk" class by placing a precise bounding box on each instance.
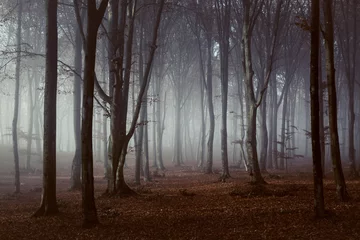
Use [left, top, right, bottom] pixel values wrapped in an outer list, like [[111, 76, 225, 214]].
[[323, 0, 349, 201], [205, 36, 215, 174], [318, 47, 325, 174], [143, 106, 150, 181], [242, 0, 265, 183], [70, 21, 83, 190], [267, 79, 274, 169], [199, 72, 206, 168], [12, 0, 22, 194], [135, 27, 145, 184], [156, 83, 166, 170], [280, 88, 289, 170], [79, 0, 109, 227], [174, 97, 181, 166], [33, 0, 59, 217], [272, 80, 278, 169], [152, 82, 157, 168], [26, 74, 34, 170], [259, 91, 268, 172], [114, 0, 164, 194]]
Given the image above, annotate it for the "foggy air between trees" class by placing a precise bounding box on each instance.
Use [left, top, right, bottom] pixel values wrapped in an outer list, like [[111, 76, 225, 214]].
[[0, 0, 359, 238]]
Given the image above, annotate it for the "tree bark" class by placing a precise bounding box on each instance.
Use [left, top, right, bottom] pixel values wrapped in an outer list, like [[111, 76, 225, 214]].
[[205, 35, 215, 174], [33, 0, 59, 217], [12, 0, 22, 194], [241, 0, 265, 184], [78, 0, 109, 227], [322, 0, 349, 201], [70, 18, 83, 191], [310, 0, 325, 217], [215, 0, 231, 178]]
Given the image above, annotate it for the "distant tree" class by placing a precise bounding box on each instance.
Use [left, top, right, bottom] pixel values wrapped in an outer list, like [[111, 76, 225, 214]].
[[310, 0, 325, 217], [336, 0, 358, 177], [70, 5, 84, 191], [12, 0, 22, 194], [33, 0, 59, 217]]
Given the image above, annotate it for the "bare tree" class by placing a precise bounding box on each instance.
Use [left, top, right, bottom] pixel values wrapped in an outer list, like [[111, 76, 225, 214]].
[[322, 0, 349, 201], [240, 0, 266, 184], [215, 0, 231, 178], [310, 0, 325, 217], [12, 0, 22, 194], [74, 0, 109, 227], [33, 0, 59, 217], [70, 8, 84, 190]]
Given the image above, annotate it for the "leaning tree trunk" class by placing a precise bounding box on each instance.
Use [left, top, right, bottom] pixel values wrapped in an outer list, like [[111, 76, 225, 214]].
[[33, 0, 59, 217], [242, 0, 265, 184], [323, 0, 349, 201], [114, 0, 165, 194], [12, 0, 22, 194]]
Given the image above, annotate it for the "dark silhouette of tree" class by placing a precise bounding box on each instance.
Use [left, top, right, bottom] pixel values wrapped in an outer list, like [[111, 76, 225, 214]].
[[215, 0, 231, 179], [33, 0, 59, 217], [322, 0, 349, 201], [310, 0, 325, 217], [74, 0, 109, 227]]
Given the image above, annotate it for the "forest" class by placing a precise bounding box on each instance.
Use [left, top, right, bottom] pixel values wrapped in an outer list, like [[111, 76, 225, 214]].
[[0, 0, 360, 239]]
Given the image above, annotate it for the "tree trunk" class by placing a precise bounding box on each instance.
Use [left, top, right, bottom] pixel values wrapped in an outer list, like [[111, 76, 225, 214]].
[[70, 20, 83, 191], [143, 107, 150, 181], [280, 88, 289, 170], [259, 90, 268, 172], [78, 0, 109, 227], [156, 82, 166, 170], [323, 0, 349, 201], [216, 0, 231, 178], [26, 73, 34, 170], [12, 0, 22, 194], [205, 36, 215, 174], [267, 79, 274, 169], [33, 0, 59, 217], [310, 0, 325, 217], [242, 0, 265, 184]]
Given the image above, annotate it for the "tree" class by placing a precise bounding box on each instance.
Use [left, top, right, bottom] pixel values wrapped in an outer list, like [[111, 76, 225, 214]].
[[337, 0, 358, 177], [70, 7, 84, 191], [240, 0, 266, 184], [253, 0, 286, 172], [215, 0, 231, 178], [12, 0, 22, 194], [322, 0, 349, 201], [33, 0, 59, 217], [310, 0, 325, 217], [74, 0, 109, 227]]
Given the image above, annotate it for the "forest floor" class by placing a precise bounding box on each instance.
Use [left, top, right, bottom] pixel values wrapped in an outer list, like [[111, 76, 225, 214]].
[[0, 156, 360, 239]]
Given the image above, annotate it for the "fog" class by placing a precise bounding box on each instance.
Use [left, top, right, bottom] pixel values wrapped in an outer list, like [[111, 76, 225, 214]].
[[0, 0, 358, 180]]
